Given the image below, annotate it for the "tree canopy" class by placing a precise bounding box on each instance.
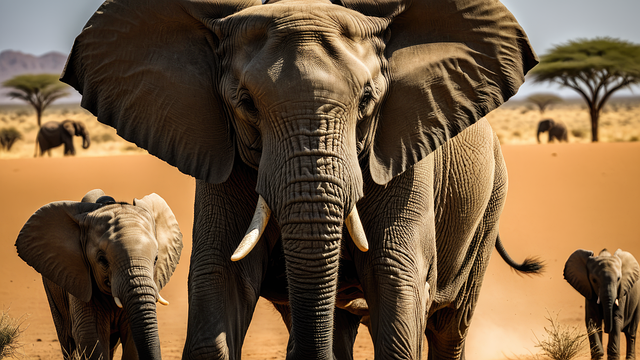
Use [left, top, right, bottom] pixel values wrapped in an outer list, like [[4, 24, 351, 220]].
[[2, 73, 69, 127], [529, 37, 640, 141], [526, 93, 563, 115]]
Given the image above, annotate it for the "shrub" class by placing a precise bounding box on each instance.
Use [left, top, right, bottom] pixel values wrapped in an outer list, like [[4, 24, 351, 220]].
[[570, 129, 586, 139], [0, 309, 25, 359], [532, 311, 596, 360], [0, 127, 23, 151]]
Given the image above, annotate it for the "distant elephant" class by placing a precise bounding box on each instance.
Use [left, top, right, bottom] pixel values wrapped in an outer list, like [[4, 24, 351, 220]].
[[564, 249, 640, 360], [536, 119, 568, 143], [35, 120, 90, 157], [60, 0, 538, 358], [15, 189, 183, 360]]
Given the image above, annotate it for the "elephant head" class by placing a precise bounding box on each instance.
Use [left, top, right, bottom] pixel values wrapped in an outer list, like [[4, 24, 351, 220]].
[[564, 249, 640, 333], [62, 120, 91, 149], [536, 118, 555, 143], [61, 0, 536, 356], [16, 189, 183, 359]]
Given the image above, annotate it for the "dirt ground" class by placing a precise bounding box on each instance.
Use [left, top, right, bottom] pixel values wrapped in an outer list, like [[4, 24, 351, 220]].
[[1, 140, 639, 359]]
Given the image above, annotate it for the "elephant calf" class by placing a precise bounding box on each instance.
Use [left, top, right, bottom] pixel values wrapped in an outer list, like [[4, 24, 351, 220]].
[[15, 189, 183, 360], [564, 249, 640, 360]]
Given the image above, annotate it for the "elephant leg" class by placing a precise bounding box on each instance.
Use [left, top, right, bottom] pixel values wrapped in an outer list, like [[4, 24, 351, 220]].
[[69, 296, 110, 360], [356, 159, 435, 359], [608, 314, 625, 360], [43, 278, 76, 357], [624, 331, 636, 360], [425, 122, 506, 360], [586, 301, 605, 359], [333, 307, 362, 360], [183, 171, 270, 360]]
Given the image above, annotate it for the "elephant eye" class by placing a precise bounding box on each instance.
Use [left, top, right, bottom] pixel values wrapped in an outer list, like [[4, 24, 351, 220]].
[[238, 92, 259, 117], [98, 255, 109, 268], [358, 84, 374, 117]]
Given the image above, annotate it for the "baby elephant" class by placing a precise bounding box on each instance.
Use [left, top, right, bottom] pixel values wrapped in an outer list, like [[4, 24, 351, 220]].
[[16, 189, 183, 360], [564, 249, 640, 360]]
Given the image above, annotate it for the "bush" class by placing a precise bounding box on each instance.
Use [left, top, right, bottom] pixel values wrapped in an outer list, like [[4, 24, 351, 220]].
[[570, 129, 587, 139], [533, 311, 596, 360], [0, 309, 25, 359], [0, 127, 23, 151]]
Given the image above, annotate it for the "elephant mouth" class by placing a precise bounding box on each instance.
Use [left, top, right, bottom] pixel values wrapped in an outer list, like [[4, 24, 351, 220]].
[[230, 195, 369, 261]]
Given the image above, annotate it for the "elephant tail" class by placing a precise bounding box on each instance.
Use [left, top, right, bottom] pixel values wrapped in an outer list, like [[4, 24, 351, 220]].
[[495, 234, 544, 275]]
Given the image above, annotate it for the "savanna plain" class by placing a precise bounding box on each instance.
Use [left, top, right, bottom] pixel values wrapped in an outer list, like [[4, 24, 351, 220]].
[[1, 98, 639, 359]]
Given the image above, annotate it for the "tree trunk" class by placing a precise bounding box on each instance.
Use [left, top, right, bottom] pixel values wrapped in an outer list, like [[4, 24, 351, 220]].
[[590, 108, 599, 142]]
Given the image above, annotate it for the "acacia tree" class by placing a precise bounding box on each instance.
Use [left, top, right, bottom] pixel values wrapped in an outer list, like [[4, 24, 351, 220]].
[[530, 37, 640, 142], [2, 73, 69, 128], [527, 93, 563, 116]]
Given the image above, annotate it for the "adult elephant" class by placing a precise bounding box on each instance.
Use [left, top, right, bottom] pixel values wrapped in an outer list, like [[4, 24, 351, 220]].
[[15, 189, 183, 359], [536, 119, 568, 143], [35, 119, 90, 156], [564, 249, 640, 360], [61, 0, 539, 358]]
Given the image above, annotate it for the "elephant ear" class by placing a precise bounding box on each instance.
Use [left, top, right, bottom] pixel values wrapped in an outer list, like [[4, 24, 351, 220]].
[[61, 0, 260, 184], [62, 121, 76, 137], [340, 0, 538, 184], [133, 194, 183, 291], [564, 249, 596, 299], [614, 249, 640, 299], [15, 201, 102, 302]]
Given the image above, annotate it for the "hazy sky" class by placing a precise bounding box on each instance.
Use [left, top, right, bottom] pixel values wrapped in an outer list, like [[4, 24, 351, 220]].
[[1, 0, 639, 99]]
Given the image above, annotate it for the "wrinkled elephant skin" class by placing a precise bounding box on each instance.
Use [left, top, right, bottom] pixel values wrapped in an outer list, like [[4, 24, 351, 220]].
[[15, 189, 183, 360], [565, 249, 640, 360], [60, 0, 539, 358]]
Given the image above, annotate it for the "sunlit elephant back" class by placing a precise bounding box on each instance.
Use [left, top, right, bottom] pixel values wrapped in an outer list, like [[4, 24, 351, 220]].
[[61, 0, 538, 358]]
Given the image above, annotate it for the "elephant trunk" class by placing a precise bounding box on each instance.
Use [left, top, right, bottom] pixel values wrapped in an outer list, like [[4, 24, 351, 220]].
[[82, 133, 91, 149], [280, 201, 343, 359], [112, 262, 162, 359], [256, 110, 363, 359], [601, 285, 617, 333]]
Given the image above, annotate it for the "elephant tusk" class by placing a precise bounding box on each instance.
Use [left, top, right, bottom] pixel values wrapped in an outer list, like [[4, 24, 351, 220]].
[[114, 297, 123, 308], [616, 298, 620, 307], [231, 195, 271, 261], [597, 297, 600, 305], [345, 205, 368, 252], [157, 294, 170, 306]]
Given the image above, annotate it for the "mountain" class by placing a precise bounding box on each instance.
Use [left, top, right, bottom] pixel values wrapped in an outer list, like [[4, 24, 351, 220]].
[[0, 50, 80, 103], [0, 50, 67, 82]]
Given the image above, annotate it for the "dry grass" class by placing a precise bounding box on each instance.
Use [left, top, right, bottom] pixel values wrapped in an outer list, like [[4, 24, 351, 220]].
[[531, 312, 596, 360], [0, 103, 146, 159], [0, 309, 26, 359], [486, 97, 640, 144], [1, 97, 639, 159]]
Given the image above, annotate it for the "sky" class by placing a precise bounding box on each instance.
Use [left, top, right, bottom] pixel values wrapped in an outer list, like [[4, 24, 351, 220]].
[[0, 0, 639, 100]]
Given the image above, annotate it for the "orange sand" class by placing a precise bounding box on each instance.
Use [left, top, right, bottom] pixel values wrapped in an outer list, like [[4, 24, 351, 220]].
[[1, 142, 639, 359]]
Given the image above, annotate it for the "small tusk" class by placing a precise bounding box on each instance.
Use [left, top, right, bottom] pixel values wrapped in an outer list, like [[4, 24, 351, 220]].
[[157, 294, 169, 306], [231, 195, 271, 261], [114, 297, 123, 308], [345, 205, 368, 252], [597, 297, 601, 305], [616, 299, 620, 306]]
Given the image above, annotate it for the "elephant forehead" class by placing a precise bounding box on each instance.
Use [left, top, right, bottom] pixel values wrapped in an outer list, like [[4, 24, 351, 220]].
[[86, 205, 155, 238], [219, 1, 379, 41], [588, 256, 622, 274]]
